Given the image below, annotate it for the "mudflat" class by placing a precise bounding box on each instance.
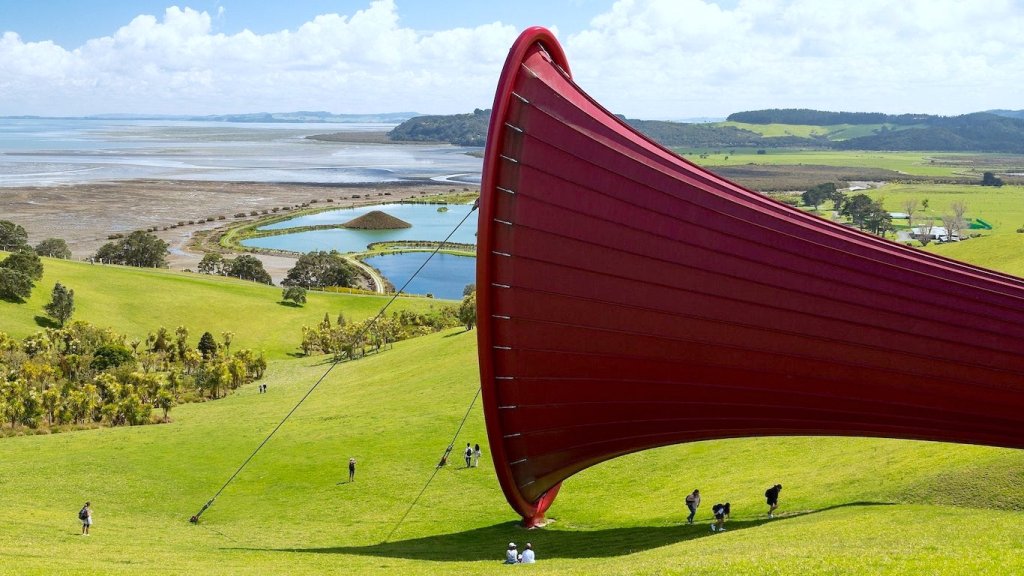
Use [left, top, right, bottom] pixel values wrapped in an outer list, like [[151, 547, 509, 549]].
[[0, 179, 454, 280]]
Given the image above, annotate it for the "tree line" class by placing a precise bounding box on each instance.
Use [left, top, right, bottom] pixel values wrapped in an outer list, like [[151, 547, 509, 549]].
[[298, 285, 477, 358], [0, 322, 266, 434]]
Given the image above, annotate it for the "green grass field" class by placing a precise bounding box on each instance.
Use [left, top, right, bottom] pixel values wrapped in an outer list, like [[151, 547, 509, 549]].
[[2, 328, 1024, 575], [856, 183, 1024, 277], [0, 257, 449, 359], [4, 153, 1024, 573]]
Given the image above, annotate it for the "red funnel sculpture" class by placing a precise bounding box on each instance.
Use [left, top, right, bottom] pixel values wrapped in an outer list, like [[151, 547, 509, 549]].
[[477, 27, 1024, 526]]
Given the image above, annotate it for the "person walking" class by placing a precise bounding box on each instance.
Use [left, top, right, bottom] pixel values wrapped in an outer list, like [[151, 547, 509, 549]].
[[464, 443, 473, 468], [765, 484, 782, 518], [79, 502, 92, 536], [472, 443, 482, 467], [685, 489, 701, 524], [348, 457, 357, 482]]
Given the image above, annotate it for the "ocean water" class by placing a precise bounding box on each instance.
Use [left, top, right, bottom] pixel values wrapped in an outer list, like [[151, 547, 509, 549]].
[[0, 118, 483, 186]]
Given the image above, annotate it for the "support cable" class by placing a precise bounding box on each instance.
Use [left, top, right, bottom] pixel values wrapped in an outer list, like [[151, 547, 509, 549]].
[[382, 386, 482, 543], [190, 200, 479, 523]]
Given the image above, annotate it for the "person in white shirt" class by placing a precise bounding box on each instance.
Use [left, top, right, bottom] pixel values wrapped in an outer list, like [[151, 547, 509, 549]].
[[504, 542, 518, 564], [518, 542, 536, 563]]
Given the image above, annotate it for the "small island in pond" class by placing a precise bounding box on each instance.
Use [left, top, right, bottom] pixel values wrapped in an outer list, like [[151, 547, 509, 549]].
[[342, 210, 413, 230]]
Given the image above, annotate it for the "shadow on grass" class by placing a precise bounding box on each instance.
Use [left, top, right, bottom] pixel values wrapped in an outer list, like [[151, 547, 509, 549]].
[[277, 300, 304, 308], [248, 501, 893, 562], [34, 315, 60, 329]]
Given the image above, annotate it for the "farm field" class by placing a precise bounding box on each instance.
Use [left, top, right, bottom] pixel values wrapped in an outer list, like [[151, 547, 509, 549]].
[[2, 327, 1024, 575], [691, 150, 1024, 178], [860, 183, 1024, 277]]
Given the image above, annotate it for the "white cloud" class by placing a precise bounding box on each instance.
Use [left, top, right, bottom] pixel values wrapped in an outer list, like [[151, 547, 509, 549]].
[[565, 0, 1024, 118], [0, 0, 518, 115], [0, 0, 1022, 117]]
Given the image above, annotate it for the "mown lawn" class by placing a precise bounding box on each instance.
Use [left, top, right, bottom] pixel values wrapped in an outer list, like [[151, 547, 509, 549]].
[[0, 257, 451, 359], [1, 329, 1023, 574]]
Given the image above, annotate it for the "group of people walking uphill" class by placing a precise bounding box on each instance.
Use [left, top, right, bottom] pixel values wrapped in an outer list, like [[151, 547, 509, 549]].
[[684, 483, 782, 532]]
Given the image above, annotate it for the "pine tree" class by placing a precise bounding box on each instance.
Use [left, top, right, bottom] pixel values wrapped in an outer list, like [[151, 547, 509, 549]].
[[44, 282, 75, 326]]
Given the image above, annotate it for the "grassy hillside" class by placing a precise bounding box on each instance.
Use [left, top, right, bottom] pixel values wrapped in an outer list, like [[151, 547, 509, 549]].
[[0, 257, 448, 359], [715, 121, 919, 141], [1, 329, 1024, 574]]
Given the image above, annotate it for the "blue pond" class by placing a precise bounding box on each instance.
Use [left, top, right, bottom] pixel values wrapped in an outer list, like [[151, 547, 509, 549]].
[[244, 203, 478, 253], [243, 203, 478, 299], [363, 252, 475, 301]]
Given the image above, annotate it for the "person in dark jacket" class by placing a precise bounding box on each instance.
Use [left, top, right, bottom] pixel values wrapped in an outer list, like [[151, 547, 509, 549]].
[[765, 484, 782, 518]]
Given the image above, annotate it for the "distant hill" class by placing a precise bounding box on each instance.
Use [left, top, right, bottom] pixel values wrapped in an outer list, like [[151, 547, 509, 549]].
[[726, 109, 931, 126], [831, 112, 1024, 153], [987, 109, 1024, 120], [387, 109, 490, 146], [388, 107, 1024, 154]]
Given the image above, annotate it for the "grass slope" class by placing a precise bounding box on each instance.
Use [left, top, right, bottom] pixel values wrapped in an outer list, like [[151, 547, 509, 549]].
[[1, 329, 1024, 574], [0, 257, 448, 359]]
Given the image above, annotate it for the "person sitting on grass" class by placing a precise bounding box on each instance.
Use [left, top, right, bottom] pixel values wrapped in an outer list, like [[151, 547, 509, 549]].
[[504, 542, 518, 564], [518, 542, 536, 563]]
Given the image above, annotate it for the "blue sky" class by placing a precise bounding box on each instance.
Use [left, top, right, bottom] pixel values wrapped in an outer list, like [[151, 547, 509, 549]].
[[0, 1, 1021, 118], [0, 0, 612, 48]]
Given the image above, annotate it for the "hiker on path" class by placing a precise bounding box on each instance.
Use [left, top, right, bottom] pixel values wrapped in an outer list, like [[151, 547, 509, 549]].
[[79, 502, 92, 535], [464, 443, 473, 468], [765, 484, 782, 518], [348, 457, 357, 482], [473, 443, 482, 467], [504, 542, 518, 564], [685, 489, 701, 524]]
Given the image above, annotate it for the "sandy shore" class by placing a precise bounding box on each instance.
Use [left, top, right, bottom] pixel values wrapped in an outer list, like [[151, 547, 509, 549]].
[[0, 179, 461, 283]]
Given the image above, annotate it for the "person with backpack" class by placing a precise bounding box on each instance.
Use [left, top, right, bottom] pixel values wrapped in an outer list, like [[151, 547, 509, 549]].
[[710, 502, 730, 532], [684, 489, 701, 524], [79, 502, 92, 535], [464, 443, 473, 468], [765, 484, 782, 518]]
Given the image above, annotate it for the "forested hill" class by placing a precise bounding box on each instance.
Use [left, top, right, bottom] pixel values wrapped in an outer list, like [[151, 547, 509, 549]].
[[726, 109, 931, 125], [387, 108, 490, 146], [387, 110, 807, 149], [388, 108, 1024, 153], [831, 113, 1024, 153]]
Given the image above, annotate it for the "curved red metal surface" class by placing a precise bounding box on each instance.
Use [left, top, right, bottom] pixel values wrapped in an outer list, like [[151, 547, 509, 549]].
[[478, 27, 1024, 525]]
